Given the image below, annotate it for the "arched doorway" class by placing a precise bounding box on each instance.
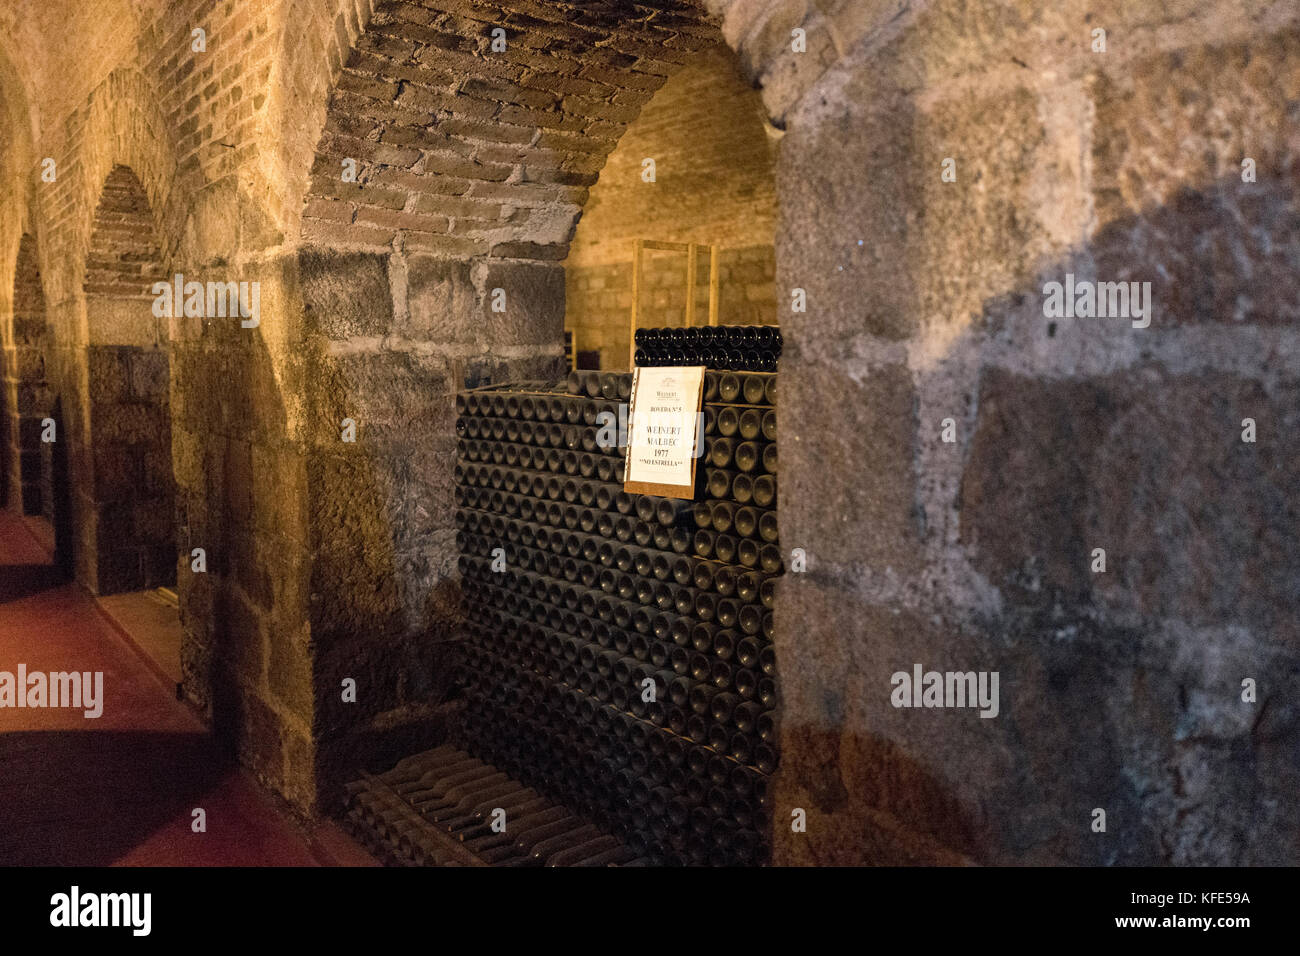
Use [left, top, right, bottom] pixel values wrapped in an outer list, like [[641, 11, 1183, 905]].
[[295, 1, 783, 860], [82, 165, 177, 595], [562, 43, 778, 370], [4, 234, 50, 517]]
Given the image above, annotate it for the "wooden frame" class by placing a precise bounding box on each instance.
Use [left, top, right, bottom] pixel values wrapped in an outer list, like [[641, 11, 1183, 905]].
[[627, 238, 720, 368]]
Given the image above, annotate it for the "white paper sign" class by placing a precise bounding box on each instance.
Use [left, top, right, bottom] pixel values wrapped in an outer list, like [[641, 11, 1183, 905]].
[[624, 366, 705, 494]]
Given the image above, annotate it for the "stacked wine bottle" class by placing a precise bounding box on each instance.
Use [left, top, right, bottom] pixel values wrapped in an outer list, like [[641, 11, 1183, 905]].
[[452, 361, 781, 866], [634, 324, 781, 371]]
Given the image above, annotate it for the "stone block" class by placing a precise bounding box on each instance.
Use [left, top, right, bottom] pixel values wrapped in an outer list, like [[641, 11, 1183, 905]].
[[131, 498, 174, 543], [95, 547, 144, 595], [962, 366, 1300, 636], [313, 630, 456, 736], [128, 347, 170, 402], [960, 369, 1108, 606], [211, 678, 284, 795], [403, 255, 478, 341], [346, 350, 454, 434], [220, 437, 254, 527], [143, 545, 178, 589], [231, 525, 275, 612], [17, 434, 44, 468], [13, 346, 46, 382], [86, 348, 130, 402], [1089, 30, 1300, 327], [474, 260, 565, 347], [217, 589, 266, 685], [142, 446, 175, 498], [771, 575, 994, 864], [92, 446, 142, 504], [268, 626, 315, 726], [92, 401, 164, 446], [769, 572, 1294, 865], [780, 358, 922, 573], [299, 247, 395, 339], [251, 441, 309, 544], [306, 451, 405, 643]]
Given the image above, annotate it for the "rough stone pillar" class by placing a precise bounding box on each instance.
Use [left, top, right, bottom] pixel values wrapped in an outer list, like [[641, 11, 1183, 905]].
[[295, 244, 565, 809], [766, 0, 1300, 865], [5, 234, 50, 516]]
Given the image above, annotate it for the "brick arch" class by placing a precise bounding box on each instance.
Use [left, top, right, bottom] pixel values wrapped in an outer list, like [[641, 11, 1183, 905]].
[[262, 0, 876, 815], [563, 42, 778, 369], [299, 0, 720, 256], [39, 68, 183, 317], [260, 0, 374, 241], [84, 166, 169, 303], [3, 232, 49, 515], [287, 0, 749, 806], [0, 43, 41, 360], [80, 162, 176, 595]]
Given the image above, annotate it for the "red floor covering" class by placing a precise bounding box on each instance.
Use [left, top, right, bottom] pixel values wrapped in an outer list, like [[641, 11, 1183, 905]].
[[0, 508, 368, 866]]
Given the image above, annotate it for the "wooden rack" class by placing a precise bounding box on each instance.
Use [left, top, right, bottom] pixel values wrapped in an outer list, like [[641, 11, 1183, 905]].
[[627, 238, 719, 368]]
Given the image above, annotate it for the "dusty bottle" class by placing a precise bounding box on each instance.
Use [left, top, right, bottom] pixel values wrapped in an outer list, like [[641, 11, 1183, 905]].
[[703, 371, 720, 402], [706, 468, 732, 500], [709, 501, 735, 534], [727, 472, 753, 505], [733, 506, 758, 539], [716, 406, 740, 437], [734, 441, 760, 473], [741, 375, 766, 405], [733, 667, 758, 701], [713, 565, 738, 597]]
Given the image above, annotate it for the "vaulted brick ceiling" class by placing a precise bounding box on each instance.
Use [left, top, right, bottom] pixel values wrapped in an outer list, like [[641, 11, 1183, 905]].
[[304, 0, 721, 258], [84, 165, 165, 299]]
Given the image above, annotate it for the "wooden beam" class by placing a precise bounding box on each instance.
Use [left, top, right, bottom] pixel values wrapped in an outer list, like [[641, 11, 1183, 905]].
[[708, 245, 719, 326], [641, 239, 693, 252], [629, 238, 642, 369], [685, 241, 697, 328]]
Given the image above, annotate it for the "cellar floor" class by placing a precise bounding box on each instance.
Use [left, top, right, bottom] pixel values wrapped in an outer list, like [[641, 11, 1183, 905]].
[[0, 508, 376, 867]]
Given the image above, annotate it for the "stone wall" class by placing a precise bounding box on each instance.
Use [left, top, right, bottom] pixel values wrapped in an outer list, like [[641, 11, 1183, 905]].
[[0, 0, 1294, 864], [709, 0, 1300, 864], [0, 0, 329, 808]]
